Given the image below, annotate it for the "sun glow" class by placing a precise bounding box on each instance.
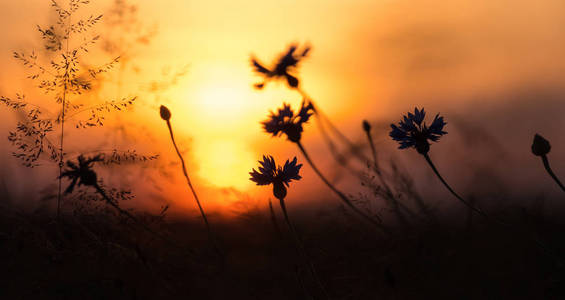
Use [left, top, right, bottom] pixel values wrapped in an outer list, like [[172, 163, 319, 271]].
[[194, 138, 255, 189], [194, 82, 247, 118], [173, 63, 264, 190]]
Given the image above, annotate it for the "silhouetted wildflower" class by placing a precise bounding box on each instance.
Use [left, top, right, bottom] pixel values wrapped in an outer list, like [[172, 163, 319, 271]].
[[262, 101, 314, 143], [389, 107, 447, 154], [251, 44, 310, 89], [249, 155, 326, 295], [250, 155, 302, 200], [60, 155, 103, 193], [390, 108, 494, 220], [532, 134, 551, 156]]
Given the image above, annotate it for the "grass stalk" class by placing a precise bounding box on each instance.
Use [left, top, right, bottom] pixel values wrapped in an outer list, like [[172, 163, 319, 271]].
[[57, 14, 72, 219], [314, 112, 368, 181], [93, 183, 190, 255], [363, 127, 412, 227], [295, 141, 387, 232], [298, 89, 370, 164]]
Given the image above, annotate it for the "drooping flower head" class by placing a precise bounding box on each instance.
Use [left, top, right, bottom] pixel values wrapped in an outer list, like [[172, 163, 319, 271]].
[[249, 155, 302, 200], [262, 100, 314, 143], [389, 107, 447, 154], [60, 154, 103, 193], [251, 43, 311, 89], [531, 134, 551, 156]]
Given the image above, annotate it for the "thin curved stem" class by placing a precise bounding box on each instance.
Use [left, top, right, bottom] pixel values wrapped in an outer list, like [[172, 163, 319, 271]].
[[296, 141, 387, 231], [278, 196, 329, 299], [421, 155, 560, 262], [298, 89, 370, 164], [165, 119, 222, 257], [541, 155, 565, 192], [422, 153, 491, 220]]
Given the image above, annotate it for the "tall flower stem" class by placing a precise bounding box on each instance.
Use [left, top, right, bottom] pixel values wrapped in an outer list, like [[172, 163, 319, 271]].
[[540, 155, 565, 192], [277, 195, 328, 299], [422, 153, 490, 219], [268, 199, 282, 237], [364, 126, 395, 197], [422, 154, 557, 259], [296, 141, 387, 232], [164, 119, 221, 256]]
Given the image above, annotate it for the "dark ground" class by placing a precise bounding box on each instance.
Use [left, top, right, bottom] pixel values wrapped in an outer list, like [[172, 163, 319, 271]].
[[1, 195, 565, 300]]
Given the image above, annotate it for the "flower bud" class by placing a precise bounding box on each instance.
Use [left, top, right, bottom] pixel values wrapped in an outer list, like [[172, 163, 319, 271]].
[[160, 105, 171, 121], [362, 120, 371, 132], [81, 169, 98, 187], [413, 132, 430, 155], [286, 126, 302, 143], [273, 182, 287, 200], [532, 134, 551, 156]]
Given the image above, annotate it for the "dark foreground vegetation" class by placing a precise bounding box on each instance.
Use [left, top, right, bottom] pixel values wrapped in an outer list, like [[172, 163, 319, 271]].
[[2, 197, 565, 300]]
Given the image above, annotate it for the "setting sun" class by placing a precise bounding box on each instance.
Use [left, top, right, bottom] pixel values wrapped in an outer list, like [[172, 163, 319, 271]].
[[190, 65, 252, 120], [195, 138, 255, 190]]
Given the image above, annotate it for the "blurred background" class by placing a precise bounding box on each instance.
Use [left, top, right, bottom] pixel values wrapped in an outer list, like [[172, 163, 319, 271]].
[[0, 0, 564, 218]]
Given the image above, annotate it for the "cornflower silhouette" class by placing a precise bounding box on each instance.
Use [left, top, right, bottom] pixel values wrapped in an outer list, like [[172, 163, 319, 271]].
[[251, 44, 371, 171], [159, 105, 221, 256], [262, 102, 385, 230], [531, 134, 565, 192], [251, 44, 310, 89], [389, 110, 551, 255], [249, 155, 327, 298], [389, 107, 489, 218]]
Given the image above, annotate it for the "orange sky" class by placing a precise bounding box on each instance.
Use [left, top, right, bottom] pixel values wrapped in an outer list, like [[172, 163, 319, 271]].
[[1, 0, 565, 216]]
